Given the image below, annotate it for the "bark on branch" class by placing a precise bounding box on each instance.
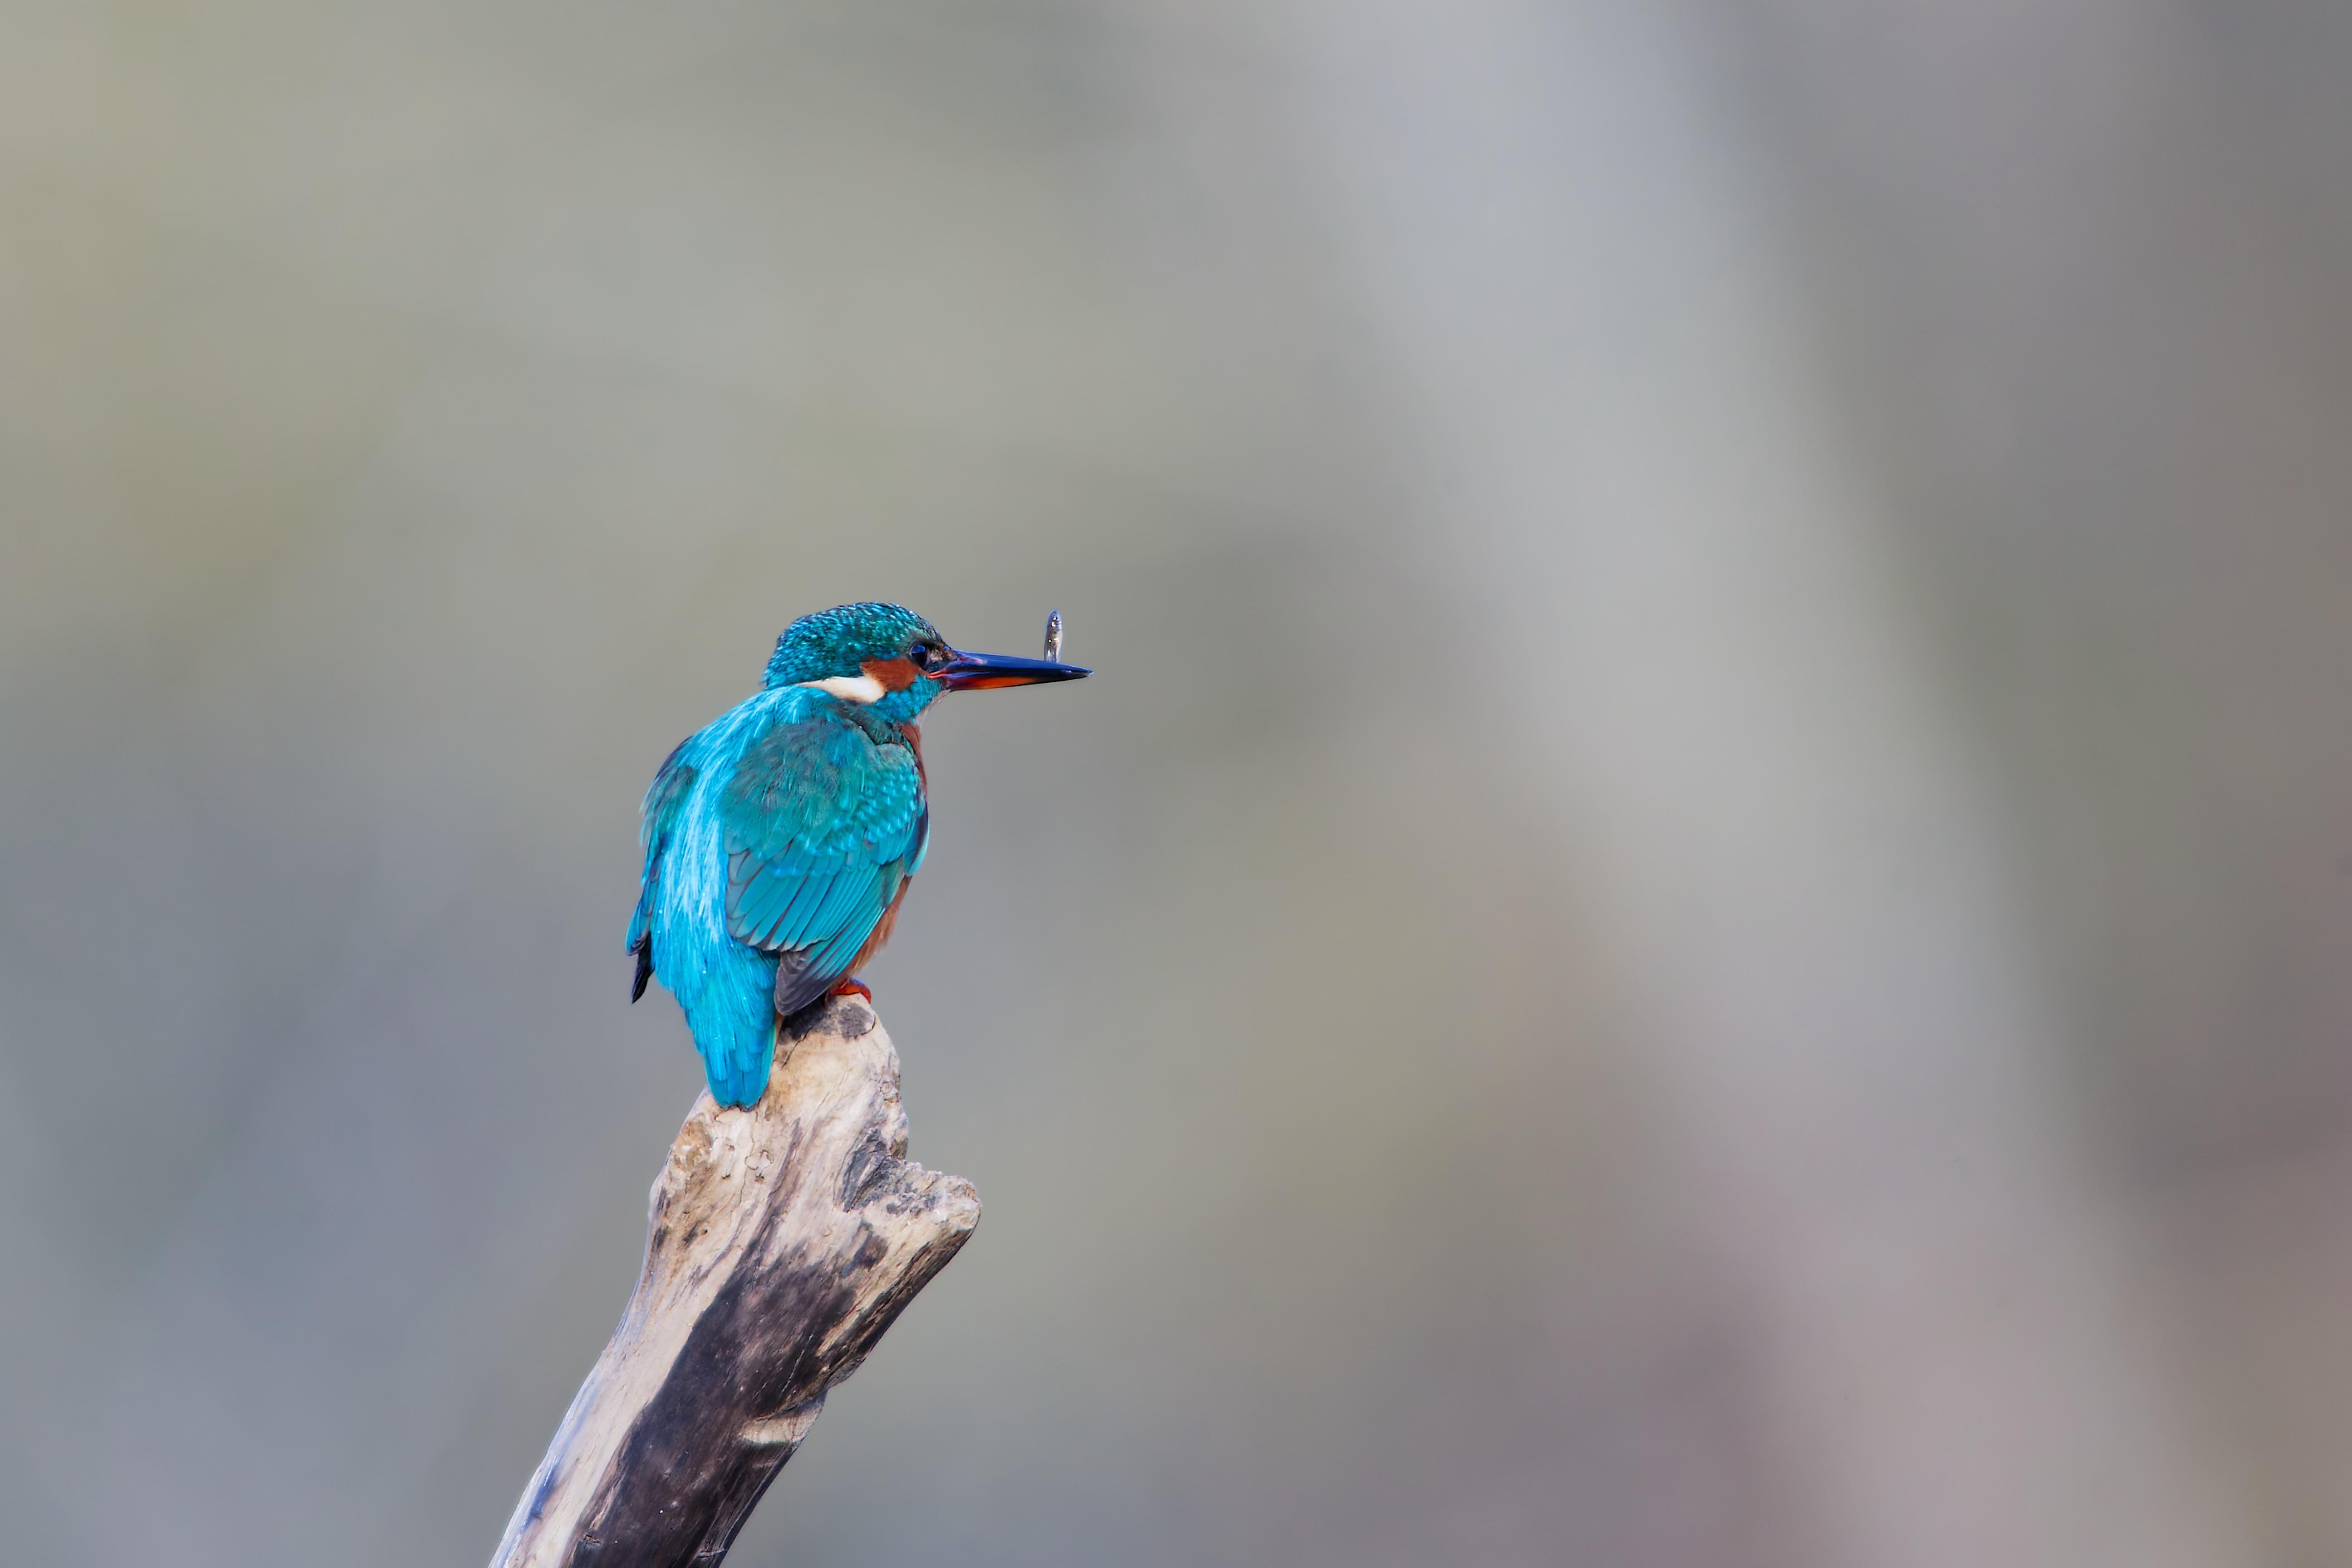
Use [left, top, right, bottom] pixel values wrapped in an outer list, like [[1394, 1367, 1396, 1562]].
[[490, 996, 980, 1567]]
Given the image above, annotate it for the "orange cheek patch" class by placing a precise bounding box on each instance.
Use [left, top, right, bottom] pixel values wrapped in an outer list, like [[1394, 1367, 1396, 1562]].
[[861, 657, 922, 692]]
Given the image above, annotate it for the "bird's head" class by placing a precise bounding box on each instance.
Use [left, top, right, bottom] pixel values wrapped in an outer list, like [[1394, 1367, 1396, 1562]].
[[762, 601, 1089, 721]]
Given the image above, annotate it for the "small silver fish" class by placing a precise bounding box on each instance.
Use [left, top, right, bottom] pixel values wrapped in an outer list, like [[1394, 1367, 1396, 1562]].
[[1043, 609, 1063, 664]]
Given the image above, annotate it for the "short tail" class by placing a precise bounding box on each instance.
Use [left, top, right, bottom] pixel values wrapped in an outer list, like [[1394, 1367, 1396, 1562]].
[[686, 970, 782, 1109], [665, 941, 781, 1108], [706, 1029, 774, 1107]]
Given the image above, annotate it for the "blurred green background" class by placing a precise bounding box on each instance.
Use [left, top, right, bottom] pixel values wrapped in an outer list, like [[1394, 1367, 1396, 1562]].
[[6, 2, 2352, 1564]]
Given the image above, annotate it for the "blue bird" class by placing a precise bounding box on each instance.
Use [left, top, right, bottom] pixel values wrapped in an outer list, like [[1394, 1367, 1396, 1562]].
[[628, 602, 1089, 1106]]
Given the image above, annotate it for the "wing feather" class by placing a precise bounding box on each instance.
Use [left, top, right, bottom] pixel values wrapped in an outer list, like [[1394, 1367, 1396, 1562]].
[[715, 707, 926, 1002], [625, 743, 698, 998]]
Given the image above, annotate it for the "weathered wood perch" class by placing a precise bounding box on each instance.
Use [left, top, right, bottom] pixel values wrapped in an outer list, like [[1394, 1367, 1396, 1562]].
[[490, 996, 980, 1567]]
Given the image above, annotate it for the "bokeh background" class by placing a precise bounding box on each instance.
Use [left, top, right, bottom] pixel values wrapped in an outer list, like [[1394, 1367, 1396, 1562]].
[[6, 2, 2352, 1564]]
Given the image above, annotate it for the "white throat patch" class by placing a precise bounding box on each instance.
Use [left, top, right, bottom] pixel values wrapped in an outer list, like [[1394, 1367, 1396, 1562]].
[[799, 674, 887, 704]]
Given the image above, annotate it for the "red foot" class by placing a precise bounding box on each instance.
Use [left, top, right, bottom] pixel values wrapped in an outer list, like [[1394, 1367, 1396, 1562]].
[[829, 977, 872, 1001]]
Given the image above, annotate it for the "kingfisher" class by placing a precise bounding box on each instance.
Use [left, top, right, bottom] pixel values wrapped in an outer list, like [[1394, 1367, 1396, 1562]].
[[627, 602, 1089, 1106]]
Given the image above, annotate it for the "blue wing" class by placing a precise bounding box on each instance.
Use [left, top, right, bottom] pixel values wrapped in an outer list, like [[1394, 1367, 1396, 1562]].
[[718, 709, 928, 1016], [626, 741, 697, 1000]]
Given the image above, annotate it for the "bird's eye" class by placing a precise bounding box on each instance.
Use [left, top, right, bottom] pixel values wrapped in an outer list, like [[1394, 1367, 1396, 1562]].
[[909, 642, 943, 671]]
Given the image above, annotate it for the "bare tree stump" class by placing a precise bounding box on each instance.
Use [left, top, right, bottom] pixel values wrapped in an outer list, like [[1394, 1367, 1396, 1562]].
[[490, 996, 980, 1567]]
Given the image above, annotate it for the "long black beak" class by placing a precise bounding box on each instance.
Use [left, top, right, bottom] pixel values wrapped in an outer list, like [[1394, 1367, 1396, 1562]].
[[935, 649, 1092, 691]]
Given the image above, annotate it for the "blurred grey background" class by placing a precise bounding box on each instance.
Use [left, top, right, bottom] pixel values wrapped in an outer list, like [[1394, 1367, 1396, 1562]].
[[5, 2, 2352, 1564]]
